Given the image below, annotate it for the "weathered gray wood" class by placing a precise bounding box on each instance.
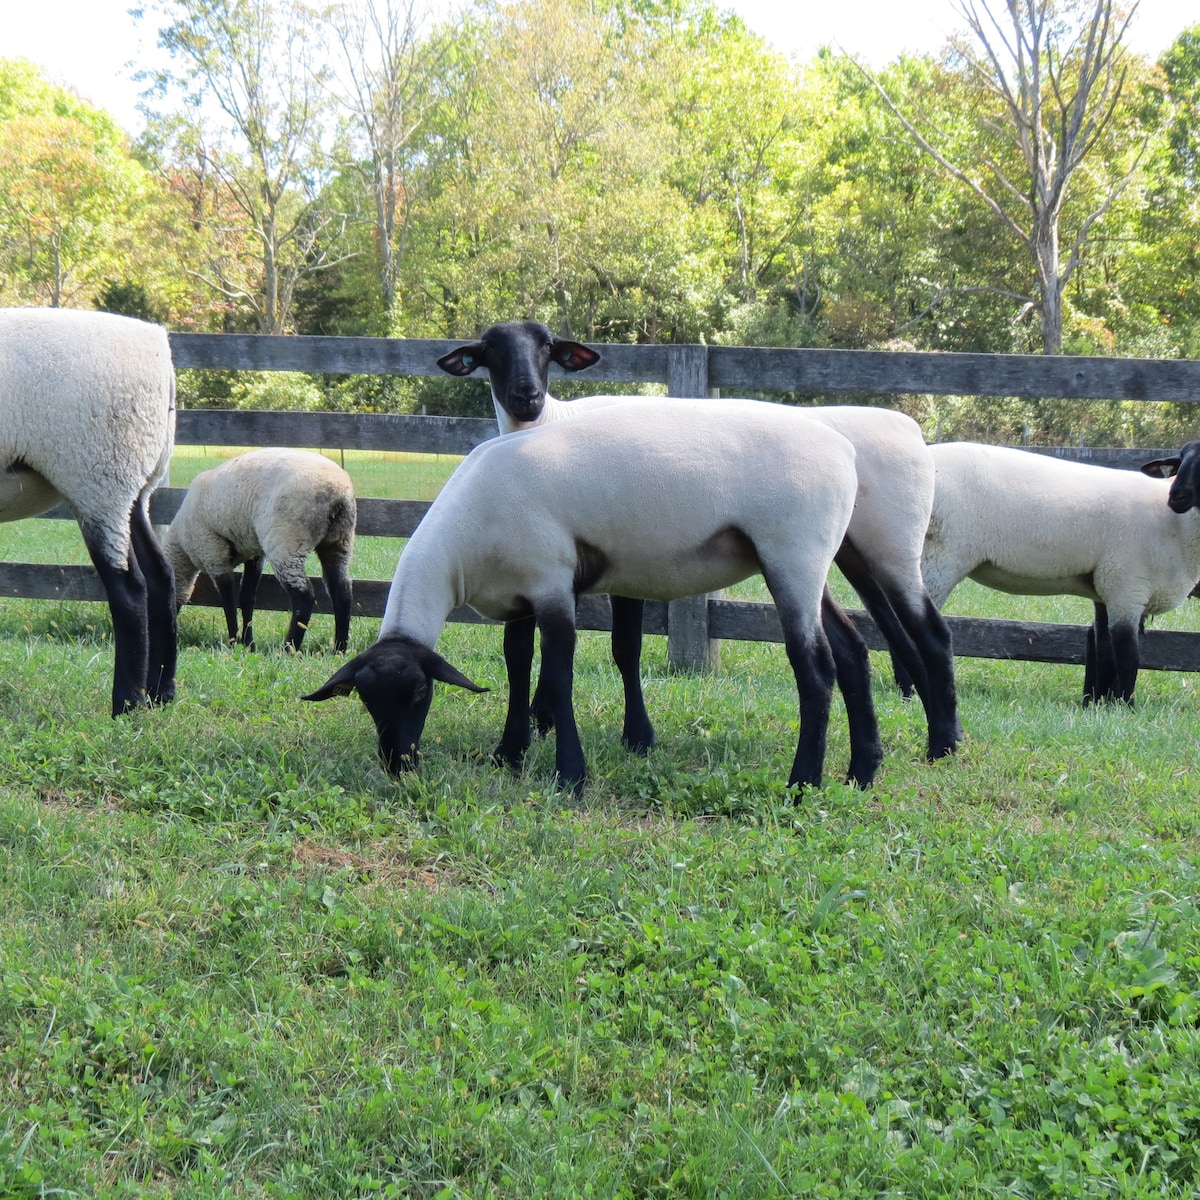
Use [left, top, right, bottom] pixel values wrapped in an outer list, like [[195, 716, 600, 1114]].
[[667, 592, 721, 674], [666, 344, 709, 398], [662, 344, 718, 670], [170, 333, 670, 384], [705, 599, 1200, 673], [176, 409, 496, 455], [1019, 446, 1176, 471], [41, 491, 434, 539], [169, 333, 1200, 402], [709, 346, 1200, 401]]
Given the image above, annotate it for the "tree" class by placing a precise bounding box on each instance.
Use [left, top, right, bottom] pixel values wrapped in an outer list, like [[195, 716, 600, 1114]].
[[862, 0, 1152, 354], [140, 0, 352, 332], [0, 61, 158, 308], [1129, 25, 1200, 355], [318, 0, 440, 323], [397, 0, 719, 342]]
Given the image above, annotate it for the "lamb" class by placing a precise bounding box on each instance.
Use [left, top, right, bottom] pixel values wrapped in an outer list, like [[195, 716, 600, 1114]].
[[0, 307, 177, 715], [905, 440, 1200, 705], [437, 320, 960, 761], [303, 397, 884, 794], [163, 448, 356, 652]]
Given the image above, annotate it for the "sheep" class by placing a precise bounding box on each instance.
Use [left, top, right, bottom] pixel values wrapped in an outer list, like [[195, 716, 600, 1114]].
[[437, 320, 960, 761], [303, 397, 885, 794], [163, 448, 356, 653], [0, 307, 177, 715], [901, 440, 1200, 705]]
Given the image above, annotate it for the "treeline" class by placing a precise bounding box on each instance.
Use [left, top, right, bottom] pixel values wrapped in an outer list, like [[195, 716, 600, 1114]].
[[1, 0, 1198, 443]]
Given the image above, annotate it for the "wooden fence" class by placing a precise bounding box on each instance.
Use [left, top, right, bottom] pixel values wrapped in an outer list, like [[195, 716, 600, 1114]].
[[5, 333, 1200, 674]]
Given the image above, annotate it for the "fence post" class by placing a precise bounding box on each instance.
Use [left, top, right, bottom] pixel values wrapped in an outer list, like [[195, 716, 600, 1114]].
[[666, 344, 720, 674]]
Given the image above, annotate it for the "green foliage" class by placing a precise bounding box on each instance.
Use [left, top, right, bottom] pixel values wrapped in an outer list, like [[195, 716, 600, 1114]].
[[225, 370, 327, 411], [0, 60, 165, 309]]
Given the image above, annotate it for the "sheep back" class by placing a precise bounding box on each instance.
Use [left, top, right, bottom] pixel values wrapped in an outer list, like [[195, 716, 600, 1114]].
[[165, 448, 356, 590], [924, 442, 1198, 619], [0, 308, 175, 558]]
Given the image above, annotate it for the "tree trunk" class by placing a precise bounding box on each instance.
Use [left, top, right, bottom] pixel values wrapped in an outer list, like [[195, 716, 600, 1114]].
[[1034, 209, 1064, 355]]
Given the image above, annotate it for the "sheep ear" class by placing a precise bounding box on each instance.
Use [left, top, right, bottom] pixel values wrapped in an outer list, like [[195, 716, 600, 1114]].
[[427, 653, 489, 694], [1141, 456, 1182, 479], [551, 339, 600, 373], [301, 656, 365, 701], [437, 343, 487, 376]]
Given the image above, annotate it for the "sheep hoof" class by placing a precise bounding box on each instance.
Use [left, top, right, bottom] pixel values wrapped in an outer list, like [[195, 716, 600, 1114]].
[[925, 738, 958, 762], [845, 748, 884, 790], [553, 771, 587, 799], [620, 731, 654, 756], [492, 739, 528, 770]]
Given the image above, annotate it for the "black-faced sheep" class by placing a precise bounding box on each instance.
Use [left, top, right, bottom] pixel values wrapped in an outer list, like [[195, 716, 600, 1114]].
[[164, 448, 356, 652], [303, 397, 883, 794], [437, 320, 960, 761], [0, 307, 177, 714]]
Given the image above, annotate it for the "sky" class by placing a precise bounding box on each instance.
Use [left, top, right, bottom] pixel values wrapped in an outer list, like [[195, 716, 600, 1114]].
[[1, 0, 1191, 137]]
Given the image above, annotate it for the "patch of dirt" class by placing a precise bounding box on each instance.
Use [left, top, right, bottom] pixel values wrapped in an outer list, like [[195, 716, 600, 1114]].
[[292, 840, 446, 892]]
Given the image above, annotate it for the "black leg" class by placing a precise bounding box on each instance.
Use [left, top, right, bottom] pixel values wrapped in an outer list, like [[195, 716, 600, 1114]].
[[130, 500, 177, 705], [239, 556, 265, 649], [495, 617, 536, 769], [81, 519, 149, 716], [762, 575, 837, 792], [537, 605, 586, 794], [278, 575, 316, 652], [318, 546, 354, 652], [213, 571, 242, 646], [1109, 616, 1141, 705], [610, 595, 655, 753], [836, 547, 960, 758], [821, 590, 883, 789]]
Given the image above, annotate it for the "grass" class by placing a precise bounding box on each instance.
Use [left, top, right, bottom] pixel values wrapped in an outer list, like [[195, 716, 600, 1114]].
[[2, 489, 1200, 1197]]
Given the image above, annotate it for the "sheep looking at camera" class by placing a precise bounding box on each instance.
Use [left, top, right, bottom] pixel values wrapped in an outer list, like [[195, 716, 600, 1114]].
[[437, 320, 960, 761], [304, 397, 883, 794], [164, 448, 356, 652], [0, 307, 177, 714], [909, 441, 1200, 704]]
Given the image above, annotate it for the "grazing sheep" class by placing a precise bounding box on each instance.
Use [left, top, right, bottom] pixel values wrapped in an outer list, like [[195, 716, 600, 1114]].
[[304, 397, 884, 794], [437, 320, 960, 761], [906, 441, 1200, 705], [0, 307, 177, 714], [164, 448, 356, 652]]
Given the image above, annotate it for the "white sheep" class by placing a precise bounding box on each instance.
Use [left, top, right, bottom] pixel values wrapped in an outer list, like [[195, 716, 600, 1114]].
[[437, 320, 960, 761], [908, 440, 1200, 704], [0, 307, 177, 714], [303, 397, 884, 794], [163, 448, 356, 652]]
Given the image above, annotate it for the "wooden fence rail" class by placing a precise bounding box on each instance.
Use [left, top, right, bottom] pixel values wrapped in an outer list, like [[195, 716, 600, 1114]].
[[4, 334, 1200, 674]]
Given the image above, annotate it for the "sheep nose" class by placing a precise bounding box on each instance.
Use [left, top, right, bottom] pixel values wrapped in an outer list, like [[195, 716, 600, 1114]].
[[507, 387, 544, 416], [1168, 485, 1195, 514]]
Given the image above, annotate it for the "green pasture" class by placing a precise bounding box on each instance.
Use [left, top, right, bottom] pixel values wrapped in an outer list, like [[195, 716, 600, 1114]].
[[1, 467, 1199, 1198]]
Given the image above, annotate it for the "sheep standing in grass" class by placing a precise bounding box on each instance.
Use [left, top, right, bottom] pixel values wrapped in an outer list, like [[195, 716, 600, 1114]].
[[164, 448, 356, 652], [902, 441, 1200, 705], [0, 307, 177, 714], [303, 397, 883, 794], [437, 320, 960, 761]]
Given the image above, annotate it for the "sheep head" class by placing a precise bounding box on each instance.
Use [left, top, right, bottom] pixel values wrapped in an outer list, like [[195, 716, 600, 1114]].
[[302, 635, 487, 775], [1143, 440, 1200, 515], [436, 320, 600, 423]]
